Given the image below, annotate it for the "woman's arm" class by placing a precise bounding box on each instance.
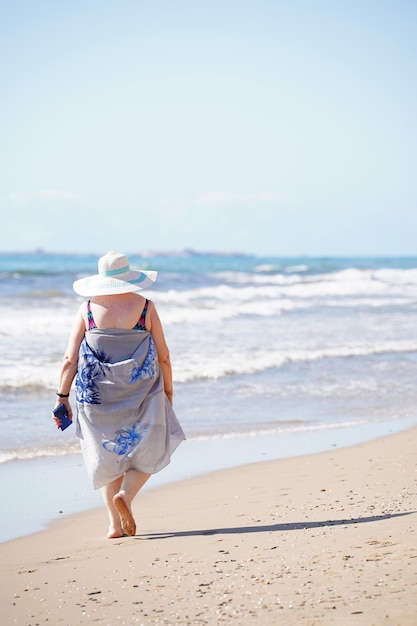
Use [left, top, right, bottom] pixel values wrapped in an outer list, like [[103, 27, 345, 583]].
[[147, 301, 173, 405], [53, 307, 86, 427]]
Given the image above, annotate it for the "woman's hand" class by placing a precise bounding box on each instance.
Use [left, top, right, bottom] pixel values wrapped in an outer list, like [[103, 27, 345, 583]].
[[52, 398, 73, 429]]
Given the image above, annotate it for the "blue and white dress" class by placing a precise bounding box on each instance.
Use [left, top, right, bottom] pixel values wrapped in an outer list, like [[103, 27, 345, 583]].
[[74, 300, 185, 489]]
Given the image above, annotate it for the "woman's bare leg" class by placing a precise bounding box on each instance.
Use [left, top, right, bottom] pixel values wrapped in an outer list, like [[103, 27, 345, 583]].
[[101, 476, 124, 538], [113, 469, 151, 536]]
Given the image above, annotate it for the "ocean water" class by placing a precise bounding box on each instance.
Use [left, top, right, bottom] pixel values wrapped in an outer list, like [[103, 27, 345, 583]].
[[2, 251, 417, 542], [1, 251, 417, 466]]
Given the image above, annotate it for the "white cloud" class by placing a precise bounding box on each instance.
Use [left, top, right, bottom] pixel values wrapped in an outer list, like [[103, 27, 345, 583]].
[[36, 189, 85, 202], [7, 192, 26, 203], [197, 191, 289, 206]]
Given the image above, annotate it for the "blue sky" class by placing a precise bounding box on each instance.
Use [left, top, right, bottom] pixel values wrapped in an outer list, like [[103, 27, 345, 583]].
[[1, 0, 416, 256]]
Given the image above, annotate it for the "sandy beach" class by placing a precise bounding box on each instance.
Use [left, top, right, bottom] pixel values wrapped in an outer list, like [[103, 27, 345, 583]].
[[1, 427, 416, 626]]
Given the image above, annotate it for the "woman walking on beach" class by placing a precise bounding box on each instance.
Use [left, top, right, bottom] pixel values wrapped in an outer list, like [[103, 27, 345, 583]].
[[53, 251, 185, 538]]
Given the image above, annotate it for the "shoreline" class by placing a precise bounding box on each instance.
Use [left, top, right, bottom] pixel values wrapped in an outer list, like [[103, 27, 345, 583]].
[[1, 425, 417, 624], [1, 415, 416, 543]]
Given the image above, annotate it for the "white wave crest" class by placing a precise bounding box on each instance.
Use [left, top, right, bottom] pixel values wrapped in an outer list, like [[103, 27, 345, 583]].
[[173, 340, 417, 382], [0, 443, 80, 464]]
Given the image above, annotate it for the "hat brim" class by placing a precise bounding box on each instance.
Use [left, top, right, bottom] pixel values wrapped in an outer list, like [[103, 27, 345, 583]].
[[73, 270, 157, 297]]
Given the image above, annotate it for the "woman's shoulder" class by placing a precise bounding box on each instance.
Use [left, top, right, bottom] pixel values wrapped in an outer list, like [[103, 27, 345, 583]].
[[78, 300, 88, 317]]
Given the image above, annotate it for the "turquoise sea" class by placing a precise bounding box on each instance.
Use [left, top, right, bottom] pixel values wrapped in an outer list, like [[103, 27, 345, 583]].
[[1, 251, 417, 540]]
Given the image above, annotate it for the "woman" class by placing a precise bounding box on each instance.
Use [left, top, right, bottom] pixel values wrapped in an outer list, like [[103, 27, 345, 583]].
[[53, 251, 185, 539]]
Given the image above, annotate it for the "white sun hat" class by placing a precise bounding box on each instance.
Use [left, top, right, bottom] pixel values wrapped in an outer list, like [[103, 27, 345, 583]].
[[73, 251, 157, 296]]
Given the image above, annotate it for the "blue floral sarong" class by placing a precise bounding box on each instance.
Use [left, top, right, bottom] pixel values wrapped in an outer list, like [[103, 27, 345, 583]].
[[75, 328, 185, 489]]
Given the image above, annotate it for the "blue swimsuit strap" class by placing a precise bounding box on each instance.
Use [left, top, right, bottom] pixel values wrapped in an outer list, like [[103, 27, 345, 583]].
[[133, 299, 149, 330], [87, 299, 96, 330]]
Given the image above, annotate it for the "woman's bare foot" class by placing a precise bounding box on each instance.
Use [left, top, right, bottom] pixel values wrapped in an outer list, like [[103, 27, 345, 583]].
[[107, 524, 124, 539], [113, 491, 136, 536]]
